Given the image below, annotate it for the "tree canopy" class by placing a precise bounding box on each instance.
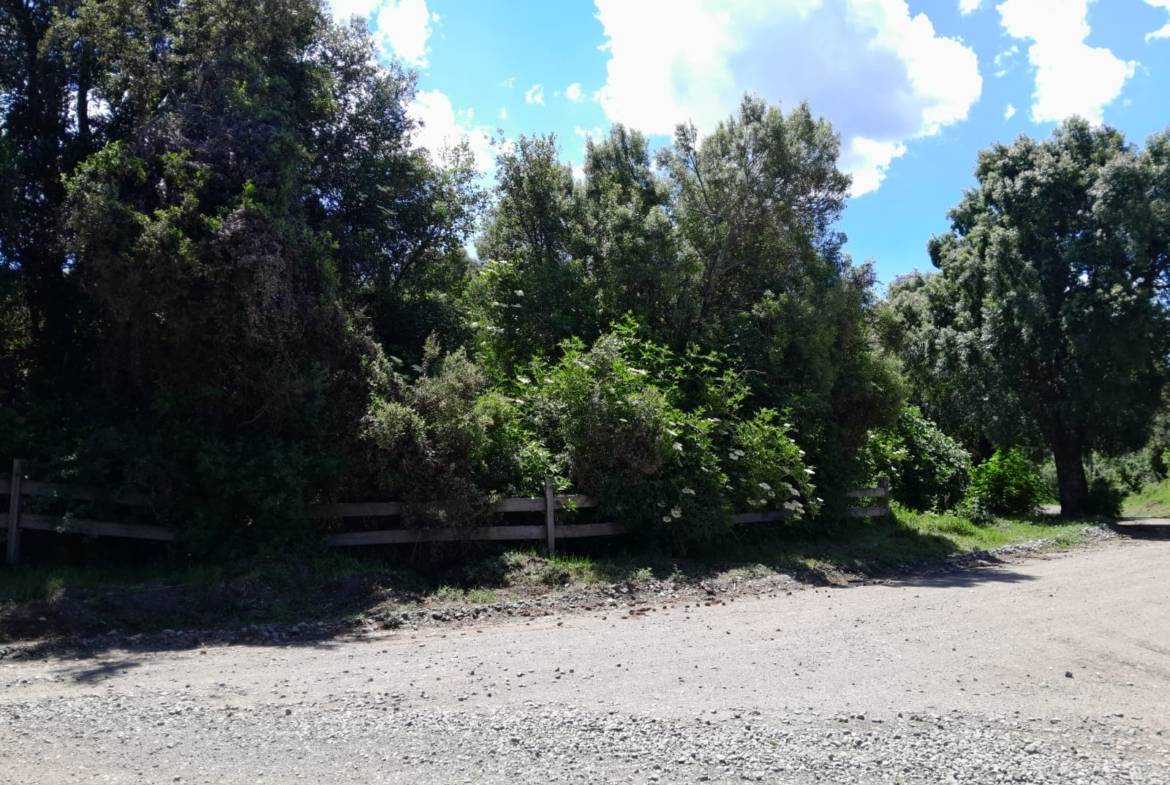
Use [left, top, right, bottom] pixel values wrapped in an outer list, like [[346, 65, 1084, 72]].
[[881, 119, 1170, 515], [14, 2, 1165, 555]]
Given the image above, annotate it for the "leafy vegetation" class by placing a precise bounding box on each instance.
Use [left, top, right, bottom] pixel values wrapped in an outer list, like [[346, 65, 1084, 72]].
[[862, 406, 971, 512], [880, 120, 1170, 516], [963, 449, 1047, 519], [1, 2, 1167, 580], [1123, 478, 1170, 518]]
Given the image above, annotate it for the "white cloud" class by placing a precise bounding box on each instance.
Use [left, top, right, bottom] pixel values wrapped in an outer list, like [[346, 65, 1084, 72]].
[[373, 0, 434, 66], [574, 125, 605, 138], [846, 137, 906, 197], [565, 82, 585, 102], [329, 0, 382, 20], [993, 44, 1018, 77], [1147, 0, 1170, 41], [408, 89, 494, 172], [593, 0, 982, 197], [328, 1, 435, 66], [958, 0, 983, 14], [525, 84, 545, 106], [498, 107, 508, 120], [499, 76, 516, 88], [1004, 103, 1016, 119], [997, 0, 1136, 123]]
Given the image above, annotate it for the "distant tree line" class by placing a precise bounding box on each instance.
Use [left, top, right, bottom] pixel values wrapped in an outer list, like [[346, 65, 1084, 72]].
[[2, 1, 1167, 560]]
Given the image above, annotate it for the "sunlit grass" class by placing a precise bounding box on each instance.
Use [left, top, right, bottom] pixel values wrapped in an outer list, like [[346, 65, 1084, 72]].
[[1123, 478, 1170, 518]]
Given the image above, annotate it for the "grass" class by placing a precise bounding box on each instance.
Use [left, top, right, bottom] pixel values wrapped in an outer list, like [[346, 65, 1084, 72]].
[[0, 505, 1102, 642], [1123, 478, 1170, 518]]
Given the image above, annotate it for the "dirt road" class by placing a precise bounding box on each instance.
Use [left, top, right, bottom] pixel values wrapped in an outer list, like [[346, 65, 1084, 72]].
[[2, 539, 1168, 784]]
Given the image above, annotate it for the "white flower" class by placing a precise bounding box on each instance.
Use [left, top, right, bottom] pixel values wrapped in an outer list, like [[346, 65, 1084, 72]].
[[757, 482, 771, 491], [672, 442, 683, 452], [681, 487, 696, 496], [661, 515, 672, 523], [670, 506, 682, 519]]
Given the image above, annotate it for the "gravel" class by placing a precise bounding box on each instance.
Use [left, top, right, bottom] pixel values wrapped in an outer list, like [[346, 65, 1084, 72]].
[[4, 694, 1165, 784], [1, 536, 1167, 784]]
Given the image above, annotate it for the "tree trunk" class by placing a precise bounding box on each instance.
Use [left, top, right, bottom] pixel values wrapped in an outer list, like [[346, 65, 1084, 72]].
[[1051, 429, 1088, 517]]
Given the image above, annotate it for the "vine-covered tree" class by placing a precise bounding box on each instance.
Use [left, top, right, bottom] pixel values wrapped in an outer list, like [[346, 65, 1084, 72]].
[[884, 120, 1170, 515]]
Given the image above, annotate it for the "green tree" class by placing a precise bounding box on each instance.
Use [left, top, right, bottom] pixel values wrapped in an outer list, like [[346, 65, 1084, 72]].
[[473, 134, 593, 373], [2, 0, 478, 550], [576, 125, 692, 340], [659, 96, 903, 495], [0, 0, 105, 408], [474, 97, 902, 499], [885, 120, 1170, 515]]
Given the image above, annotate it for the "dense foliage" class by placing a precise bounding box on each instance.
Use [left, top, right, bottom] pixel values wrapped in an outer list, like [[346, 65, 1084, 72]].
[[963, 449, 1046, 520], [881, 120, 1170, 516], [862, 406, 971, 512], [1, 1, 905, 557], [8, 4, 1168, 564]]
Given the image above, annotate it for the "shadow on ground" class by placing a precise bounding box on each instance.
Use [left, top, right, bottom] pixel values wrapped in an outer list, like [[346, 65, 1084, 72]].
[[0, 512, 1088, 660], [1110, 518, 1170, 539]]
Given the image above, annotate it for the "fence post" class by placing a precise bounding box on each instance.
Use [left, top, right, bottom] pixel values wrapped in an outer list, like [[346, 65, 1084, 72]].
[[878, 475, 891, 517], [6, 458, 24, 565], [544, 476, 556, 555]]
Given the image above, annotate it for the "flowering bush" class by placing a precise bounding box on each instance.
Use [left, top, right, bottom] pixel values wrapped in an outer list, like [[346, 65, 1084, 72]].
[[521, 325, 816, 550]]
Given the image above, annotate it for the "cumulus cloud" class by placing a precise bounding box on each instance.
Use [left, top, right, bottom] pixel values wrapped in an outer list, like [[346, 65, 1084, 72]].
[[958, 0, 983, 13], [525, 84, 545, 106], [593, 0, 982, 197], [997, 0, 1135, 123], [328, 0, 435, 66], [408, 89, 495, 171], [565, 82, 585, 102], [329, 0, 381, 20], [1004, 103, 1016, 119], [1147, 0, 1170, 41]]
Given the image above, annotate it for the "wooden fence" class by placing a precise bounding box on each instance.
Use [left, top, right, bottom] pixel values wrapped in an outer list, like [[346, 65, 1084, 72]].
[[1, 459, 890, 564]]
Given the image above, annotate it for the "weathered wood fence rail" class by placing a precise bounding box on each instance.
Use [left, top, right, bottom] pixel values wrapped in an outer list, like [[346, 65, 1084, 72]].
[[1, 458, 890, 564]]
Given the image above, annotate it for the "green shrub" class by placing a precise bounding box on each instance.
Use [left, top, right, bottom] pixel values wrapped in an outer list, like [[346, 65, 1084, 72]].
[[1084, 477, 1123, 518], [1086, 449, 1165, 494], [962, 448, 1045, 519], [362, 339, 549, 528], [861, 406, 971, 511], [729, 409, 818, 519], [524, 332, 730, 551], [522, 325, 816, 551]]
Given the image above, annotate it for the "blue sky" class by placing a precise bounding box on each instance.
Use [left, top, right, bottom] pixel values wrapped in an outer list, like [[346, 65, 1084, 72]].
[[332, 0, 1170, 286]]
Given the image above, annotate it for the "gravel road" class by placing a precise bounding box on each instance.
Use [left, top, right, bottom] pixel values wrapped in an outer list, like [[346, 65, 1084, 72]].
[[2, 539, 1168, 784]]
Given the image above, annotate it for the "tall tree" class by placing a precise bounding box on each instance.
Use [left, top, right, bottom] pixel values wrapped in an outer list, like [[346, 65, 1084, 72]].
[[1, 0, 477, 548], [576, 125, 690, 341], [474, 97, 902, 492], [885, 119, 1170, 515], [473, 134, 593, 372], [0, 0, 107, 402], [659, 96, 902, 489]]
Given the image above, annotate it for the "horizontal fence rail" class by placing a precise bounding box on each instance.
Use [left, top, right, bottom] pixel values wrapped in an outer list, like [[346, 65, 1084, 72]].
[[1, 458, 890, 563]]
